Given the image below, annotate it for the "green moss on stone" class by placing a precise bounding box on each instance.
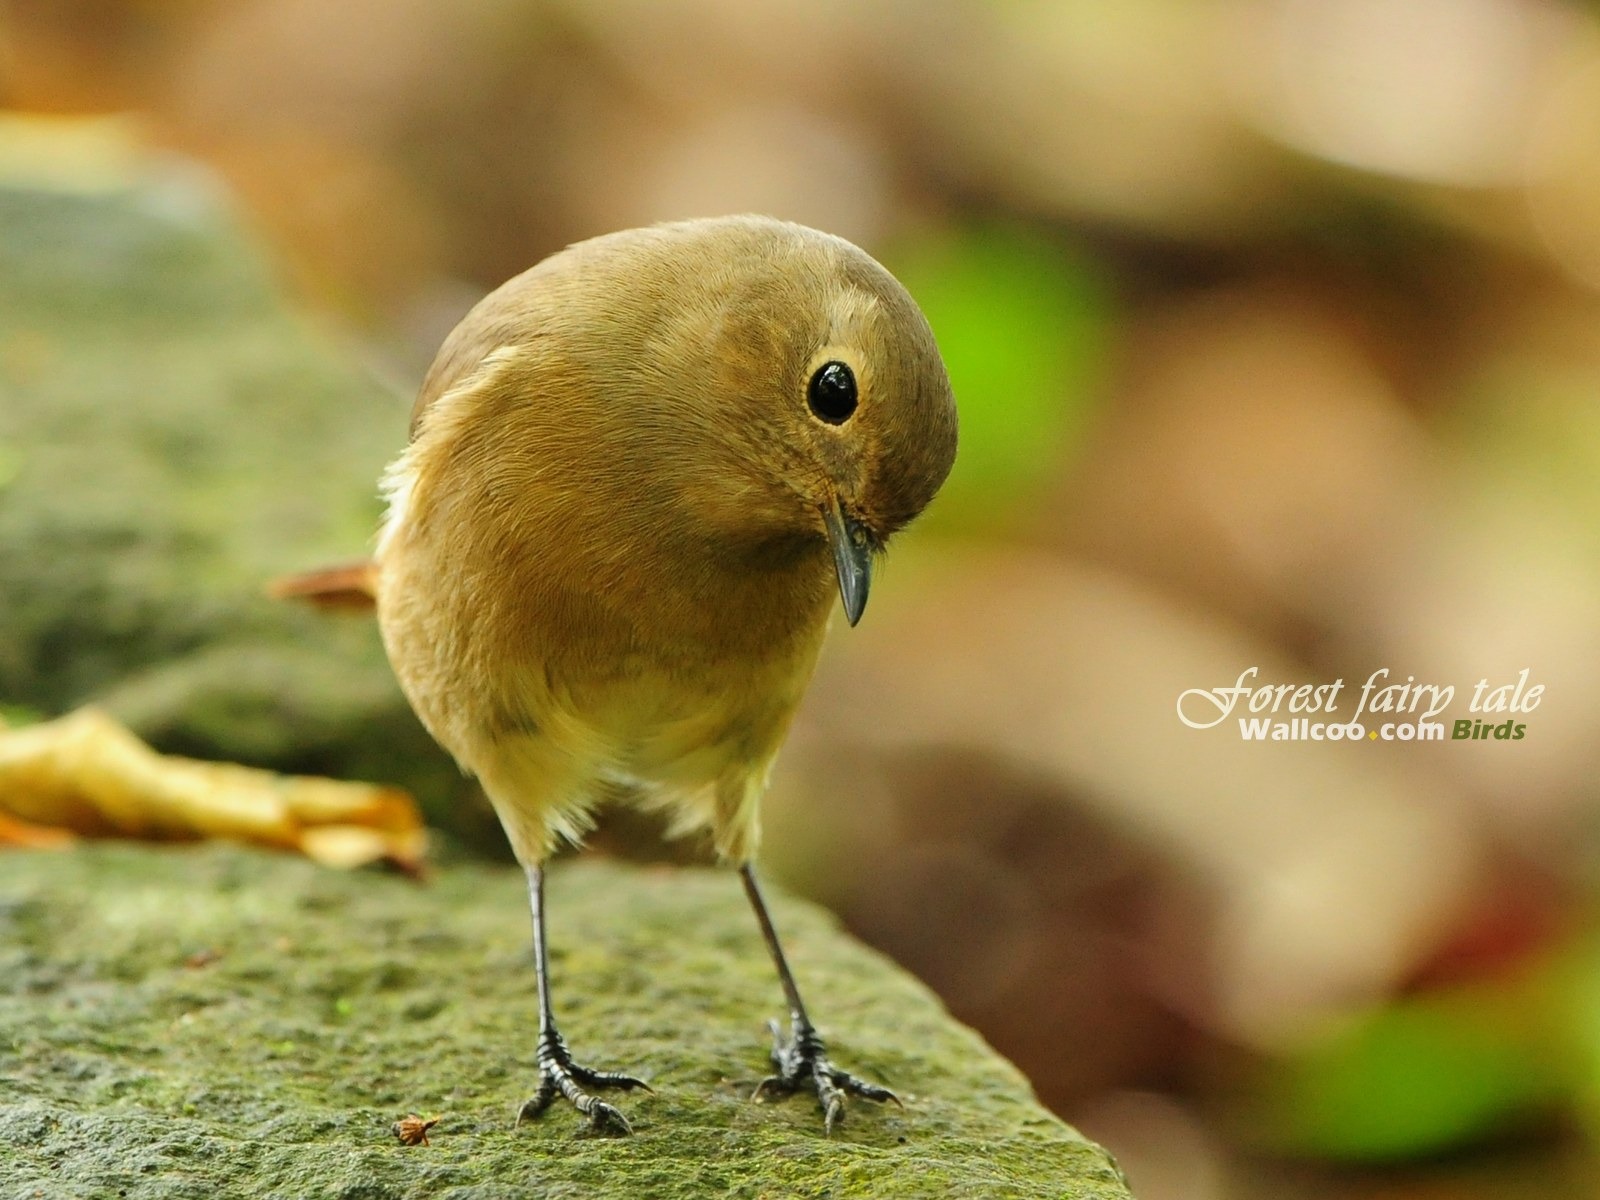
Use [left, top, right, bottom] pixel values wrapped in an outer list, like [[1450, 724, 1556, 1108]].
[[0, 128, 484, 842], [0, 844, 1130, 1198]]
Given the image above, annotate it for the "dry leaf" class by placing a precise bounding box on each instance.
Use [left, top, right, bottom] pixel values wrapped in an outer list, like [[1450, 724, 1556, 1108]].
[[0, 707, 426, 872]]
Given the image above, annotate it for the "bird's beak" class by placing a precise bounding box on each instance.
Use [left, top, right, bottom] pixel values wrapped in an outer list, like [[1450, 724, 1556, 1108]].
[[823, 498, 873, 627]]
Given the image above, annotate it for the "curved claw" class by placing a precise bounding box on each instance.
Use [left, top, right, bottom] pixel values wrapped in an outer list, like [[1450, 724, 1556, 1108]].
[[823, 1096, 844, 1135], [751, 1018, 898, 1132], [568, 1063, 654, 1095], [584, 1100, 633, 1137], [520, 1076, 639, 1137], [519, 1034, 649, 1135], [515, 1078, 559, 1126], [829, 1069, 900, 1107], [751, 1073, 796, 1103]]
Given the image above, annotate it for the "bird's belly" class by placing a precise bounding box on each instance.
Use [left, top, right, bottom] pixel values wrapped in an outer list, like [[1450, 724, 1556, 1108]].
[[470, 646, 814, 863], [556, 648, 816, 792]]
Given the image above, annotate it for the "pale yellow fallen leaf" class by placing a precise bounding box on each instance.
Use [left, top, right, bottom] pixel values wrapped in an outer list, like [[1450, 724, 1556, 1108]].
[[0, 707, 426, 872]]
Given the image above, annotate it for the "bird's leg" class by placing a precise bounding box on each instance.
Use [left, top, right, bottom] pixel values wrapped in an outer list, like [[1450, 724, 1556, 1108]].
[[515, 864, 650, 1136], [740, 864, 899, 1133]]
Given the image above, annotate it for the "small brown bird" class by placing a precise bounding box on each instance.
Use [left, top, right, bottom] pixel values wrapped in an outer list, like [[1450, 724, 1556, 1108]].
[[374, 215, 956, 1134]]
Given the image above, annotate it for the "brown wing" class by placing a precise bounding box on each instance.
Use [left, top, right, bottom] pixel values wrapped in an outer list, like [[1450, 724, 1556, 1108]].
[[411, 317, 509, 437], [408, 223, 683, 437], [409, 264, 560, 438], [279, 258, 571, 610]]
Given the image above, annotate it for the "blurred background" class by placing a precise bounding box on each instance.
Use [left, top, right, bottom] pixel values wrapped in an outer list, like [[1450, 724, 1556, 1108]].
[[8, 0, 1600, 1195]]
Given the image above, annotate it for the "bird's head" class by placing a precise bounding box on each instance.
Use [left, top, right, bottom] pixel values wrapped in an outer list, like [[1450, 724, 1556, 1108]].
[[651, 217, 958, 627]]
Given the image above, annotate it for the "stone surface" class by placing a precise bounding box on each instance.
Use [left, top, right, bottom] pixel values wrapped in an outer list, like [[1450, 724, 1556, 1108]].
[[0, 843, 1131, 1199], [0, 120, 475, 838]]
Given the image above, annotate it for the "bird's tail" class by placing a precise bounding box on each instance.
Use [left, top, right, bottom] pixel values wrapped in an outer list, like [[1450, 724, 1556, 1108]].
[[268, 560, 378, 611]]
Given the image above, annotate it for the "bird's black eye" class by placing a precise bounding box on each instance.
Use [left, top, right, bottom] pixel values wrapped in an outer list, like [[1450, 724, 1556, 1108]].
[[807, 361, 858, 425]]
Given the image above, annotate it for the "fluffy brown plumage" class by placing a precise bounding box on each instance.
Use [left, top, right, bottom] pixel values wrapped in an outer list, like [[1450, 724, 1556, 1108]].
[[377, 216, 955, 865], [373, 215, 956, 1134]]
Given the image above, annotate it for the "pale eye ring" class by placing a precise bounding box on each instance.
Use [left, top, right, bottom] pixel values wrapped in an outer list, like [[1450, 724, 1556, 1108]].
[[807, 361, 858, 424]]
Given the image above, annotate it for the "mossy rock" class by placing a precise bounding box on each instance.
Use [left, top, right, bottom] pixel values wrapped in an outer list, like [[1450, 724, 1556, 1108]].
[[0, 118, 479, 839], [0, 843, 1131, 1198]]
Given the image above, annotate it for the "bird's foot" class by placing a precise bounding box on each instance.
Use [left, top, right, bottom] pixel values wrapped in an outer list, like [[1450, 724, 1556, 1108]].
[[751, 1018, 899, 1133], [516, 1028, 651, 1136]]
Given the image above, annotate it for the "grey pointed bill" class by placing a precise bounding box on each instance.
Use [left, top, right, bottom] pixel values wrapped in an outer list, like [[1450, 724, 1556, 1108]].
[[823, 500, 873, 627]]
